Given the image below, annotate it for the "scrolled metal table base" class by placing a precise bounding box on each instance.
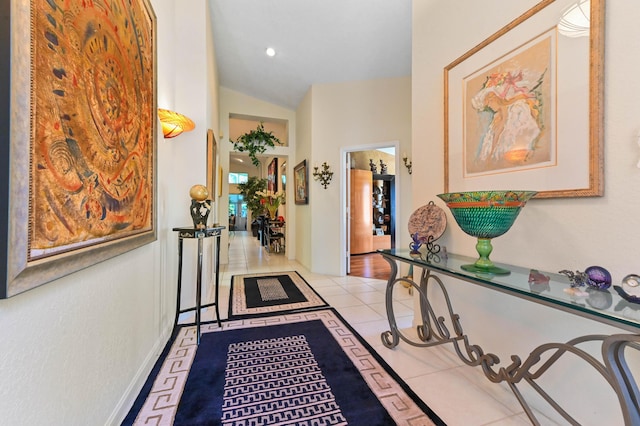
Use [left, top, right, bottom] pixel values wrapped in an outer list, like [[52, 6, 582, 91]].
[[380, 254, 640, 426]]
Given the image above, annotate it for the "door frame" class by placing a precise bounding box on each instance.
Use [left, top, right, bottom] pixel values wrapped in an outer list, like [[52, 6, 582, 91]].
[[340, 141, 400, 276]]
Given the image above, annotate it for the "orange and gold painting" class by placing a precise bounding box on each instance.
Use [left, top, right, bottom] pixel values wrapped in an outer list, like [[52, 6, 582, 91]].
[[464, 32, 554, 176], [29, 0, 155, 260]]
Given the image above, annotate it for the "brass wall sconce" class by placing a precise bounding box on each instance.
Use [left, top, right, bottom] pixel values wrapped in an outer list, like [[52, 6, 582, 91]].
[[313, 162, 333, 189], [402, 153, 413, 174], [158, 108, 195, 138]]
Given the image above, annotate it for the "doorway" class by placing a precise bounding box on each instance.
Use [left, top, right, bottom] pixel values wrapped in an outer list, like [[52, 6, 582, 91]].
[[228, 194, 247, 231], [341, 142, 400, 278], [228, 152, 289, 238]]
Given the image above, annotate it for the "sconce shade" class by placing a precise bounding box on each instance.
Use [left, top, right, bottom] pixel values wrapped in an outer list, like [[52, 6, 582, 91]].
[[158, 108, 195, 138]]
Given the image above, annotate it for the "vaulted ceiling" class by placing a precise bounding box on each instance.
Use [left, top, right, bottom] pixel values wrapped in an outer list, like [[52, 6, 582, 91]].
[[210, 0, 412, 110]]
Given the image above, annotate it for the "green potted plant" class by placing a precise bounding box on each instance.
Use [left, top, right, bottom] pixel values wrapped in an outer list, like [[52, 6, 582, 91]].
[[231, 122, 282, 167], [237, 177, 268, 236]]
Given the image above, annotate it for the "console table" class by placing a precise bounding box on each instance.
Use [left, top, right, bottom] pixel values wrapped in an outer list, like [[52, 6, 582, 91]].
[[173, 226, 224, 344], [379, 248, 640, 425]]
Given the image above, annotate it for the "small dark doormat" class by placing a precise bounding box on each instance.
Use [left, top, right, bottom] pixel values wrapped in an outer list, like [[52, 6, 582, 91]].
[[228, 271, 328, 319], [126, 309, 445, 425]]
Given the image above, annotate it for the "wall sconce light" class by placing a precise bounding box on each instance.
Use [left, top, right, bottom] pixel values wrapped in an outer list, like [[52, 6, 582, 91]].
[[402, 153, 413, 175], [313, 162, 333, 189], [158, 108, 195, 138]]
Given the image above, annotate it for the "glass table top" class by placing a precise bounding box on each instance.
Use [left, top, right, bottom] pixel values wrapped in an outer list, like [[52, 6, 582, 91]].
[[380, 248, 640, 332]]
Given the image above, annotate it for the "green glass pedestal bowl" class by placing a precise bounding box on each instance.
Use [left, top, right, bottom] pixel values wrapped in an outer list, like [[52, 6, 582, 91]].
[[437, 190, 537, 275]]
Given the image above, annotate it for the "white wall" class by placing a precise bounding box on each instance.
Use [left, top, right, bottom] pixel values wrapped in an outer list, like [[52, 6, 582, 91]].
[[413, 1, 640, 423], [0, 1, 219, 424], [306, 77, 412, 275], [163, 0, 219, 311], [295, 89, 314, 269]]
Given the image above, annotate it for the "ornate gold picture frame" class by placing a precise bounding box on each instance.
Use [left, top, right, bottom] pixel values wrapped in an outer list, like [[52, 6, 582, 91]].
[[444, 0, 604, 198]]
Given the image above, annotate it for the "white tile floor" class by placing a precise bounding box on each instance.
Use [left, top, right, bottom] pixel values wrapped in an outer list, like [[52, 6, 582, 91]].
[[207, 231, 555, 425]]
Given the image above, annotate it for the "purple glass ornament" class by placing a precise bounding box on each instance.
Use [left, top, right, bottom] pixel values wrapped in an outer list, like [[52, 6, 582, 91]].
[[585, 266, 612, 290]]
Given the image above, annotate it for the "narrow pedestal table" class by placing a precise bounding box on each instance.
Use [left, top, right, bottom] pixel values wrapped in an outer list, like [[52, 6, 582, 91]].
[[173, 226, 225, 344]]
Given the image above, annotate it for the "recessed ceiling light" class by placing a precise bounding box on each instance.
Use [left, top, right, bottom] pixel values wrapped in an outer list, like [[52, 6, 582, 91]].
[[265, 47, 276, 57]]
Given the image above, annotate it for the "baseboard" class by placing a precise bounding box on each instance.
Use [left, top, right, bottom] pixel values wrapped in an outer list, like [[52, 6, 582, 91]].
[[106, 322, 174, 425]]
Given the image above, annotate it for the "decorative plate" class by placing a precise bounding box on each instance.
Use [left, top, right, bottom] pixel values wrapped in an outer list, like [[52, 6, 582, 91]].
[[408, 201, 447, 242]]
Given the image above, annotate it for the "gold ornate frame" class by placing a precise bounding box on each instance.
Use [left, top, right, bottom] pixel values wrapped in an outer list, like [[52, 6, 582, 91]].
[[444, 0, 604, 198]]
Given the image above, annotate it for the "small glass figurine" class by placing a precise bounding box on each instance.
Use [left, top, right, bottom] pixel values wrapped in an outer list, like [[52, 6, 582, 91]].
[[409, 232, 424, 254], [528, 269, 550, 294], [559, 269, 590, 296], [528, 269, 550, 284]]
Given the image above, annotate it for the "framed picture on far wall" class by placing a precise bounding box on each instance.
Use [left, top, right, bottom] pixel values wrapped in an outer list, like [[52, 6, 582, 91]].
[[268, 158, 278, 193], [294, 160, 309, 205], [206, 129, 217, 200]]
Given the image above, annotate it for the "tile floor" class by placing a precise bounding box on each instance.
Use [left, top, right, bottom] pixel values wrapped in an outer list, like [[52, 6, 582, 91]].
[[204, 231, 557, 425]]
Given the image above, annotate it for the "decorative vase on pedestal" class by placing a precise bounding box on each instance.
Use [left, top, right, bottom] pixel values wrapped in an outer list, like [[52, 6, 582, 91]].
[[191, 199, 212, 228], [189, 184, 211, 229]]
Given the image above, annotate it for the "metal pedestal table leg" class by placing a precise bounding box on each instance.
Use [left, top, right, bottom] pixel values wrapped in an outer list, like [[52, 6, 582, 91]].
[[174, 237, 184, 327], [195, 233, 203, 344], [213, 235, 222, 327], [379, 254, 465, 350]]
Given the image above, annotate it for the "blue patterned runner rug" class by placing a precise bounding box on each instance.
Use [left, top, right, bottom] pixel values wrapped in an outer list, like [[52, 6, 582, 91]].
[[127, 309, 445, 425], [229, 271, 328, 319]]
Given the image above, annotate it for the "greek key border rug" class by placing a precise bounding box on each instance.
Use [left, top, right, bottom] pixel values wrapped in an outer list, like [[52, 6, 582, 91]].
[[228, 271, 328, 319], [126, 309, 444, 426]]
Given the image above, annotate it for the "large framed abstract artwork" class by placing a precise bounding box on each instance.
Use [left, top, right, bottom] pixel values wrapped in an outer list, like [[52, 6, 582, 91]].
[[444, 0, 604, 198], [2, 0, 157, 298]]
